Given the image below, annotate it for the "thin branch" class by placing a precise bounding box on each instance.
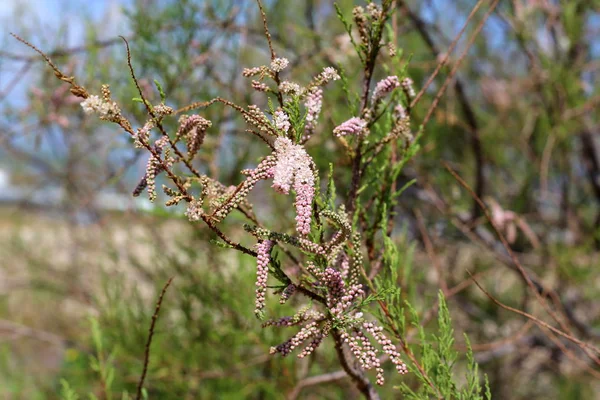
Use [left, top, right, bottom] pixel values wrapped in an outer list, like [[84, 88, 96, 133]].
[[255, 0, 284, 107], [287, 370, 348, 400], [136, 277, 174, 400], [256, 0, 276, 60], [1, 36, 125, 61], [468, 272, 600, 359], [446, 164, 600, 366]]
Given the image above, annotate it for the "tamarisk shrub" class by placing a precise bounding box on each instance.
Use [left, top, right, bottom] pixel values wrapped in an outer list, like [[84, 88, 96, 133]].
[[15, 1, 490, 398]]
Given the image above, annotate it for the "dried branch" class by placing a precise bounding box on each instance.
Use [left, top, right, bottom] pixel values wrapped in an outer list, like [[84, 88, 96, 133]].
[[468, 272, 600, 361]]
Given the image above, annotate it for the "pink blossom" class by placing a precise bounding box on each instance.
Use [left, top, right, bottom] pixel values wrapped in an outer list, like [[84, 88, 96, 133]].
[[272, 137, 316, 235], [273, 110, 290, 133], [255, 240, 275, 316], [401, 77, 416, 99], [303, 88, 323, 141], [333, 117, 368, 137], [372, 75, 400, 102], [394, 104, 407, 119]]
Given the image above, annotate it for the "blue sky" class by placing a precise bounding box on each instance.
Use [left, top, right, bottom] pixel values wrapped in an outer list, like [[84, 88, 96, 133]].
[[1, 0, 132, 106], [1, 0, 133, 49]]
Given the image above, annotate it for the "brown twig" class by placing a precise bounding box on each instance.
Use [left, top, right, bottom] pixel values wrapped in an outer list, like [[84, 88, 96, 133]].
[[467, 271, 600, 360], [1, 36, 125, 61], [462, 320, 534, 352], [287, 370, 349, 400], [136, 277, 174, 400], [10, 33, 89, 99], [443, 163, 574, 333], [446, 165, 600, 367], [255, 0, 284, 107]]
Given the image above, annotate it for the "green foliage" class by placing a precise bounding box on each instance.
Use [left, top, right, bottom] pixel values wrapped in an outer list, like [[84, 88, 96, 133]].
[[395, 294, 491, 400]]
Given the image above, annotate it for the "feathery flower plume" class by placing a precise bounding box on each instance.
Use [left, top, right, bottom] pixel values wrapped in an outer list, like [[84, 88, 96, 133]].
[[272, 137, 316, 235], [333, 117, 368, 137]]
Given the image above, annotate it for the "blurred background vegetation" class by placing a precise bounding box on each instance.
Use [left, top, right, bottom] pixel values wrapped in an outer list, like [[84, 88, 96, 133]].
[[1, 0, 599, 398]]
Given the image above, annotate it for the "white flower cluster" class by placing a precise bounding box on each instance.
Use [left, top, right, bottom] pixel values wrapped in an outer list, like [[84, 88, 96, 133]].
[[80, 95, 121, 120], [319, 67, 340, 84], [279, 81, 302, 96], [270, 57, 289, 73], [273, 110, 291, 133]]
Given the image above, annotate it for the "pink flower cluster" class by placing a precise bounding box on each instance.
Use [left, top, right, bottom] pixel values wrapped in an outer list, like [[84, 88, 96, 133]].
[[310, 262, 364, 317], [273, 110, 290, 133], [372, 75, 400, 102], [341, 321, 408, 386], [303, 87, 323, 141], [252, 80, 269, 92], [269, 321, 321, 357], [272, 137, 315, 235], [317, 67, 340, 84], [80, 94, 120, 121], [333, 117, 368, 137], [401, 77, 416, 99], [394, 104, 407, 120], [270, 57, 289, 73], [177, 115, 212, 157], [279, 81, 302, 96], [255, 240, 275, 316]]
